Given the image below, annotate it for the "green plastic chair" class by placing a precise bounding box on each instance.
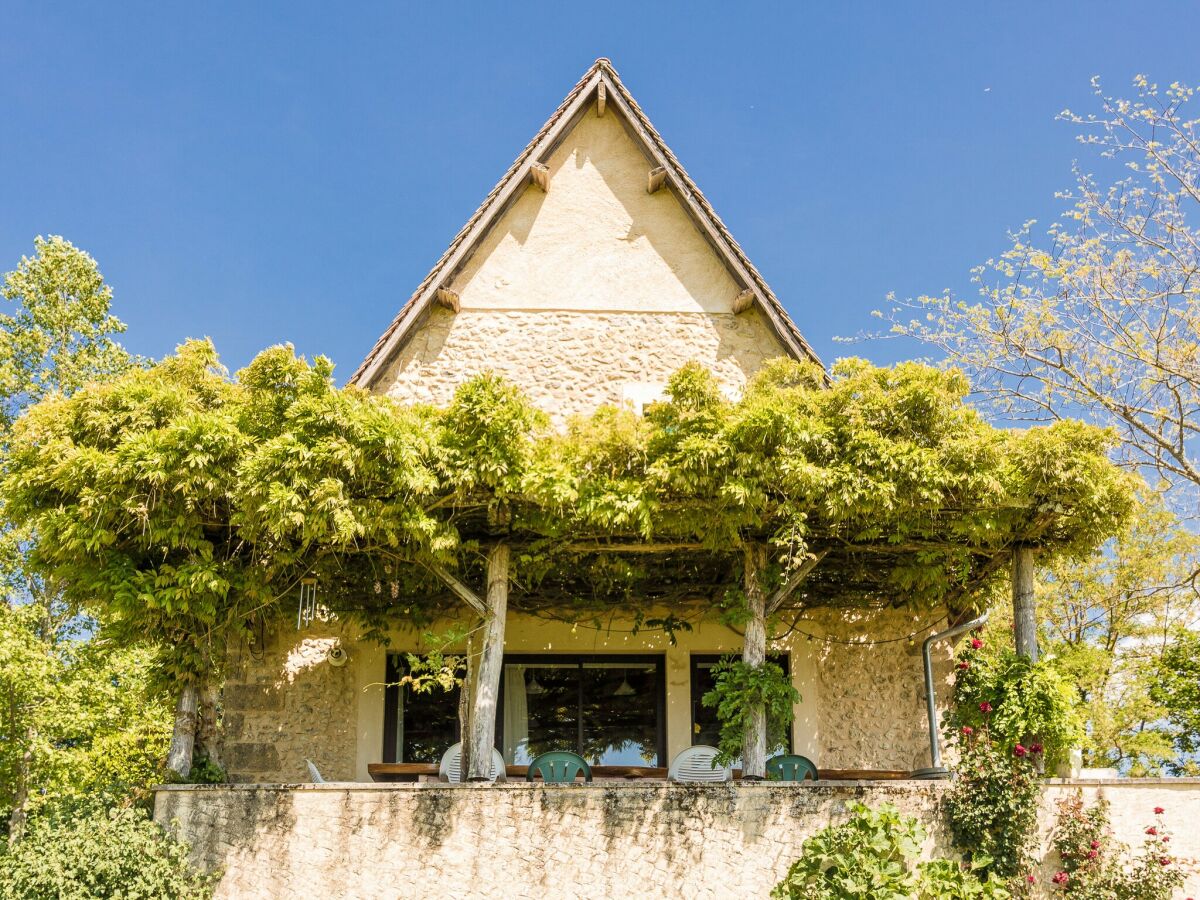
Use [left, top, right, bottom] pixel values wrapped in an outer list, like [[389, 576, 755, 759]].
[[766, 754, 819, 782], [525, 751, 593, 783]]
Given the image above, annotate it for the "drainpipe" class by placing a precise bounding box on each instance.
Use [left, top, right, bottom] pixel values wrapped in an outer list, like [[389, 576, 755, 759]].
[[911, 611, 989, 779]]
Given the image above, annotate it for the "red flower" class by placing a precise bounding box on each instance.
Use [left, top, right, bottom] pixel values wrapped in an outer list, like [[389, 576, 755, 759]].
[[1013, 744, 1028, 757], [962, 726, 974, 736], [979, 701, 993, 713], [1160, 857, 1171, 866], [970, 638, 983, 650], [1087, 850, 1098, 860], [1052, 871, 1069, 886], [1090, 840, 1100, 849], [1026, 874, 1037, 884], [957, 661, 970, 670], [1154, 806, 1165, 814], [1163, 836, 1171, 843], [1030, 742, 1044, 754], [1146, 826, 1158, 836]]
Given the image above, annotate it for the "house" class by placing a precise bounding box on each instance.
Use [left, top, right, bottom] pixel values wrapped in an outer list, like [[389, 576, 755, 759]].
[[216, 58, 955, 786]]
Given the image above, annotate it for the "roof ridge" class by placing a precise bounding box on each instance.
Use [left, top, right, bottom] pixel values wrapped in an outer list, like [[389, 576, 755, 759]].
[[350, 59, 821, 386]]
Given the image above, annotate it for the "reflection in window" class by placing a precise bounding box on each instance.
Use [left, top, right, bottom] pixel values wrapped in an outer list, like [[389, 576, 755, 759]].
[[500, 656, 664, 766]]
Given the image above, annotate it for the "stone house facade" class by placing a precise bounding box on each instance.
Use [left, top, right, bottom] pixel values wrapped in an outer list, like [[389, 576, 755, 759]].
[[219, 58, 957, 785]]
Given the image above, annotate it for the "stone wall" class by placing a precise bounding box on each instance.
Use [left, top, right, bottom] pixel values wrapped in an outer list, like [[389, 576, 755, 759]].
[[155, 780, 1200, 899], [221, 619, 359, 782], [378, 307, 786, 425]]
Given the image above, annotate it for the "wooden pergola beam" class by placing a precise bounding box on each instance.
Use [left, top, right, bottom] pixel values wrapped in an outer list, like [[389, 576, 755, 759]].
[[596, 82, 606, 116], [563, 541, 704, 554], [766, 550, 828, 614], [429, 564, 488, 617]]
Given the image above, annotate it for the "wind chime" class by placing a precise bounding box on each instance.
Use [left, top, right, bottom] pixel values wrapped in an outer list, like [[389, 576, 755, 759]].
[[296, 577, 318, 630]]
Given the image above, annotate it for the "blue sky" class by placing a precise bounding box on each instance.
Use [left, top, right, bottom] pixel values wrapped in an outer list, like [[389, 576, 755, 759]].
[[2, 1, 1198, 379]]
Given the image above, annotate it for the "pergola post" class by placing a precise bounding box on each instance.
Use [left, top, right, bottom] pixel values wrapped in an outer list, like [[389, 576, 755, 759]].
[[467, 542, 509, 781], [742, 543, 769, 780], [166, 683, 199, 778], [1012, 545, 1039, 663]]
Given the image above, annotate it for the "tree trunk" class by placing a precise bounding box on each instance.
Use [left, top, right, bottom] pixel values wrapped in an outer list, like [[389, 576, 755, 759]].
[[7, 722, 35, 845], [1012, 546, 1039, 662], [467, 543, 509, 781], [742, 543, 768, 780], [166, 683, 199, 779], [458, 635, 475, 779]]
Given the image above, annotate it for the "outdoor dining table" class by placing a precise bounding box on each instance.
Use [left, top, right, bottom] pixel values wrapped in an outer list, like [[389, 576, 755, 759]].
[[366, 763, 910, 783]]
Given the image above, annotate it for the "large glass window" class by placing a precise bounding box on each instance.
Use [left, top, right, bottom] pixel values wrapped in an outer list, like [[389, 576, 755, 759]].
[[498, 655, 665, 766], [383, 654, 461, 763], [690, 654, 792, 754]]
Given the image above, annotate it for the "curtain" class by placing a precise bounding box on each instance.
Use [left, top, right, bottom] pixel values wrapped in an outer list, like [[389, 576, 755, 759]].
[[502, 665, 529, 764]]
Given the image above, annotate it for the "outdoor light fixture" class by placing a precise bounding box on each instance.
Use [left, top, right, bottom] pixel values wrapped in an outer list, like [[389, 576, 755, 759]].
[[613, 671, 636, 696], [526, 672, 546, 695]]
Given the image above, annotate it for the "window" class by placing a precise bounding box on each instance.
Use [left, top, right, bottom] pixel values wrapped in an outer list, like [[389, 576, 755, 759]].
[[690, 654, 792, 753], [497, 655, 666, 766], [382, 654, 461, 764]]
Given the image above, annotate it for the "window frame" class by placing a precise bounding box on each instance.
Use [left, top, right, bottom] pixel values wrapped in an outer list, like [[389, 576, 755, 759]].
[[496, 653, 668, 766], [689, 653, 793, 753]]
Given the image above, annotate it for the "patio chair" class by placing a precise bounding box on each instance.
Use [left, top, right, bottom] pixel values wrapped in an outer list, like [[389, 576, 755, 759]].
[[438, 743, 507, 783], [766, 754, 818, 782], [305, 759, 326, 784], [525, 751, 592, 783], [668, 745, 732, 783]]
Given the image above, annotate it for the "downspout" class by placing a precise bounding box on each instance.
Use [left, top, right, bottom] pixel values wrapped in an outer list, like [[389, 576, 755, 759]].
[[911, 611, 989, 779]]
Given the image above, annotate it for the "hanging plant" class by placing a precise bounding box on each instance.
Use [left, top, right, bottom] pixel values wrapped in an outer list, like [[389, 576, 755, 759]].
[[701, 655, 798, 765]]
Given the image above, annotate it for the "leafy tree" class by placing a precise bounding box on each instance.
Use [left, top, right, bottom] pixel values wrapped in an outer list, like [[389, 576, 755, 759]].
[[1151, 629, 1200, 771], [0, 236, 164, 841], [887, 76, 1200, 504], [1041, 499, 1199, 773]]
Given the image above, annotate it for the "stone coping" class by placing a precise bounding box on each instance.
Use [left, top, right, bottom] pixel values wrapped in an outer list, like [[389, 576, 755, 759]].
[[152, 777, 1200, 793]]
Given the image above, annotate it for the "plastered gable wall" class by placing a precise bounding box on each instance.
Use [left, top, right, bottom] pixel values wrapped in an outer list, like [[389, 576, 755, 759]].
[[375, 105, 790, 420]]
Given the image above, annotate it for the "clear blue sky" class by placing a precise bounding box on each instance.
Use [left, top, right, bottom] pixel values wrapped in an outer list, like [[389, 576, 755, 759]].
[[3, 1, 1198, 378]]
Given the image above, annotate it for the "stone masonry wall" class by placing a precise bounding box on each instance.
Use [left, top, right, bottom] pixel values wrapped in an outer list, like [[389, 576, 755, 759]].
[[810, 607, 958, 772], [221, 619, 359, 782], [377, 307, 787, 425], [155, 780, 1200, 899]]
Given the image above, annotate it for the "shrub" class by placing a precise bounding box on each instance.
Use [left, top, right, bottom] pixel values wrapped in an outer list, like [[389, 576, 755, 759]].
[[701, 655, 797, 765], [0, 806, 217, 899], [770, 801, 1010, 900], [945, 727, 1041, 881], [1048, 795, 1183, 899]]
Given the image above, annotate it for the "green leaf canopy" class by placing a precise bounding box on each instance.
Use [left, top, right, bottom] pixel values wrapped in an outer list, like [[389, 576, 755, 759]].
[[1, 341, 1136, 680]]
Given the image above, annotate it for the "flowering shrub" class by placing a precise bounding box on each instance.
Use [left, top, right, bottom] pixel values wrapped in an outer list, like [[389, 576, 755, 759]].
[[949, 637, 1082, 771], [945, 724, 1041, 883], [1048, 796, 1183, 899], [771, 802, 1010, 900]]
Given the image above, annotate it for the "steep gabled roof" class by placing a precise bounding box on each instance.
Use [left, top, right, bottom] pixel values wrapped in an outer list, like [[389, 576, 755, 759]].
[[351, 58, 822, 388]]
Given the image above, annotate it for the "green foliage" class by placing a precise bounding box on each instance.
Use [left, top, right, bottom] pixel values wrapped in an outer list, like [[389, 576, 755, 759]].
[[1049, 795, 1184, 899], [0, 806, 217, 899], [949, 637, 1082, 771], [184, 755, 226, 786], [945, 729, 1041, 882], [1040, 498, 1199, 775], [1150, 630, 1200, 770], [770, 801, 1009, 900], [700, 656, 797, 765]]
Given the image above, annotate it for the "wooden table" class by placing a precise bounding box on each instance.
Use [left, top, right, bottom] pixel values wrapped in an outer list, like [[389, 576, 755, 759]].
[[366, 763, 910, 783]]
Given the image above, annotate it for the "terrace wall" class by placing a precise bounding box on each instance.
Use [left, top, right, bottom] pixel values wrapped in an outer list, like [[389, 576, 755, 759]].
[[155, 780, 1200, 899]]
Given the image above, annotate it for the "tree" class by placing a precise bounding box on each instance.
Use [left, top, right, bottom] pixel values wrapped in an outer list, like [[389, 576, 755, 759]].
[[1041, 498, 1199, 773], [886, 77, 1200, 505], [0, 236, 160, 841]]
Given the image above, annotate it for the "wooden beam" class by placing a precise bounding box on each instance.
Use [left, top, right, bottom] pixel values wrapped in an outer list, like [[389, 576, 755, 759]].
[[435, 288, 460, 313], [766, 550, 828, 614], [742, 543, 769, 780], [530, 162, 550, 192], [429, 564, 488, 617], [647, 166, 667, 194], [563, 542, 705, 554], [732, 288, 755, 315], [467, 543, 509, 781], [596, 82, 606, 116]]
